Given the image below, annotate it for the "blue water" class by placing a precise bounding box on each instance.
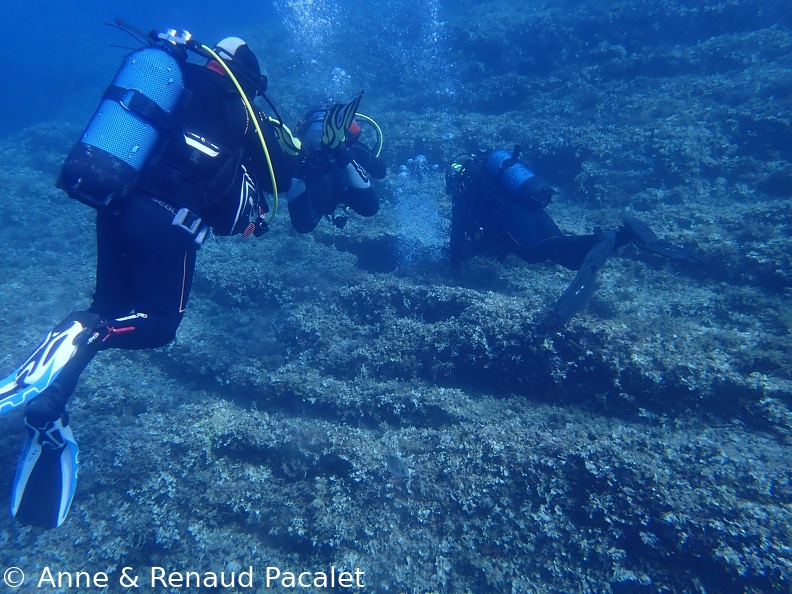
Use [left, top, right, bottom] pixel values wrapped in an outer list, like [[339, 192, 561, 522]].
[[0, 0, 277, 137]]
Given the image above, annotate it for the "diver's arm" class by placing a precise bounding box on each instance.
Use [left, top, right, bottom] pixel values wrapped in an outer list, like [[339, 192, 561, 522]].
[[251, 113, 294, 193], [350, 144, 387, 179]]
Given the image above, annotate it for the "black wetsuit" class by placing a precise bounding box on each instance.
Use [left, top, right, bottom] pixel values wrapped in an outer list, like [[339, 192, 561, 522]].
[[449, 154, 627, 271], [447, 150, 699, 324], [287, 142, 386, 233], [25, 61, 293, 426]]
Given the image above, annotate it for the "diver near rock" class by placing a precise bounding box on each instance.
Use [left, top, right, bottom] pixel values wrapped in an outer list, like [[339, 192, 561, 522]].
[[445, 146, 697, 325]]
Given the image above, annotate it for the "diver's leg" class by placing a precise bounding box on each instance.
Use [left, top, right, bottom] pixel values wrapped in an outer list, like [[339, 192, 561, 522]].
[[286, 180, 322, 233], [91, 209, 135, 319], [21, 206, 133, 426], [495, 205, 546, 263], [12, 197, 197, 528], [497, 206, 593, 268], [532, 212, 603, 270], [19, 194, 193, 424], [344, 186, 379, 217], [17, 206, 128, 426], [101, 196, 197, 350]]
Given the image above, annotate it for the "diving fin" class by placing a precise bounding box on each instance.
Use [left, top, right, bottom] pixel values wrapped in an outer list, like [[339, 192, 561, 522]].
[[551, 231, 616, 325], [322, 91, 364, 150], [621, 216, 695, 260], [267, 116, 302, 157], [0, 320, 92, 416], [12, 417, 79, 529]]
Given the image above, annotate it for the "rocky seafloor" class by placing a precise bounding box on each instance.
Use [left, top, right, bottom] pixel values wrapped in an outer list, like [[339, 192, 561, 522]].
[[0, 0, 791, 592]]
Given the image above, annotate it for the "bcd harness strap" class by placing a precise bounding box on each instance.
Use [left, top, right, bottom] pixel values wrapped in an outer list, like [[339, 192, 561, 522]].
[[103, 85, 172, 131]]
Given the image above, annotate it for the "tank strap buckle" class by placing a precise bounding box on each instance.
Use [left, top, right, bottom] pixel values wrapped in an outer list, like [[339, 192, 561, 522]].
[[119, 89, 137, 111], [172, 208, 210, 246], [104, 85, 171, 131]]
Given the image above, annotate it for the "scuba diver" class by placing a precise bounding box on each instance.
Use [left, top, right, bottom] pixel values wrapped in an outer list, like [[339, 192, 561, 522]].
[[284, 94, 387, 232], [0, 23, 293, 529], [446, 146, 696, 325]]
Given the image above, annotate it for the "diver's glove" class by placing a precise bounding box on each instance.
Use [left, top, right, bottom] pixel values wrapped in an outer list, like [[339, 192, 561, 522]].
[[333, 144, 352, 168]]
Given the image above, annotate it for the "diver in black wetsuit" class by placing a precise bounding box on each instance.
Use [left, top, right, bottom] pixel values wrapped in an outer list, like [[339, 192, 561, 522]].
[[446, 147, 694, 324], [286, 106, 386, 232], [2, 31, 293, 528]]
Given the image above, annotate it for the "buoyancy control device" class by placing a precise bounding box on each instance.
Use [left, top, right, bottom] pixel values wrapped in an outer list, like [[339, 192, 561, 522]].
[[57, 30, 189, 209]]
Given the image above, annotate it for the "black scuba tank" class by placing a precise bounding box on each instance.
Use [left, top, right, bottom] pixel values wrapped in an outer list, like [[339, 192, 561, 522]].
[[57, 46, 185, 209], [485, 147, 552, 210]]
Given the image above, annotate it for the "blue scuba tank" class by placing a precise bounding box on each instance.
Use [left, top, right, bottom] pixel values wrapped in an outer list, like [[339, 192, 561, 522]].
[[58, 46, 185, 209], [485, 149, 551, 210]]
